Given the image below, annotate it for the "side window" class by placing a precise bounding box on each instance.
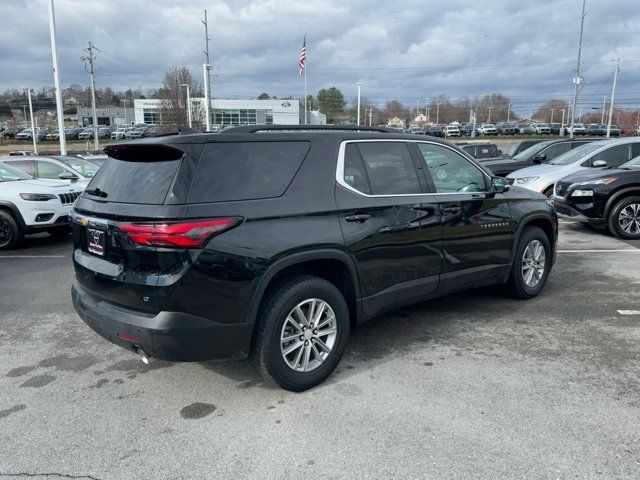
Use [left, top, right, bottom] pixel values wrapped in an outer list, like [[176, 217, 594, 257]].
[[354, 142, 422, 195], [37, 161, 65, 179], [588, 144, 632, 168], [343, 144, 372, 194], [543, 143, 571, 160], [416, 143, 488, 193], [5, 160, 36, 177]]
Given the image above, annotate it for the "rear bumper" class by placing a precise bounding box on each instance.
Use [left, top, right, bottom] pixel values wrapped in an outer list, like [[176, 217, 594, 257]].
[[72, 282, 254, 361]]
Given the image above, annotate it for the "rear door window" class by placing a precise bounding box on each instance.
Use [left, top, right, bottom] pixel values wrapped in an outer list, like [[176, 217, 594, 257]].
[[187, 142, 310, 203], [541, 142, 571, 160], [5, 160, 37, 177], [353, 142, 422, 195]]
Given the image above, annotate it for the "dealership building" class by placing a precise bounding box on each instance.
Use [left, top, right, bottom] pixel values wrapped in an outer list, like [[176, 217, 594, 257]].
[[76, 107, 135, 126], [133, 98, 326, 126]]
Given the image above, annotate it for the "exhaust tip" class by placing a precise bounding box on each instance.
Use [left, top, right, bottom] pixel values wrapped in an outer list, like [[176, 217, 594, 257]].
[[135, 347, 151, 365]]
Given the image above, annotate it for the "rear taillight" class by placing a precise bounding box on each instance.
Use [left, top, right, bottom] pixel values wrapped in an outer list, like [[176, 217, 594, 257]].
[[118, 218, 240, 248]]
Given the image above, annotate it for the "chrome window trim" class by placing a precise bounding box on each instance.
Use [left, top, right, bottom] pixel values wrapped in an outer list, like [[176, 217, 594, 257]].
[[336, 139, 492, 198]]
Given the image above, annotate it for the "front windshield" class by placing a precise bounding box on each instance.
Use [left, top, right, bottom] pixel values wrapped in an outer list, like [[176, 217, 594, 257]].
[[549, 142, 603, 166], [56, 157, 100, 177], [0, 163, 32, 181], [513, 141, 551, 160]]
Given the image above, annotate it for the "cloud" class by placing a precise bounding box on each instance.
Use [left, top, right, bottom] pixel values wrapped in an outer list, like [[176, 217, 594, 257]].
[[1, 0, 638, 117]]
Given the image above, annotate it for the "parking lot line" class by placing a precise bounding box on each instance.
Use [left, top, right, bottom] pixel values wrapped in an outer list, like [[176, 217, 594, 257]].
[[617, 310, 640, 315], [557, 249, 640, 253], [0, 255, 65, 258]]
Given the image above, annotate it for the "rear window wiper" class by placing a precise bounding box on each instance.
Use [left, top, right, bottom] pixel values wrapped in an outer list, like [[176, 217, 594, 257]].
[[85, 187, 108, 198]]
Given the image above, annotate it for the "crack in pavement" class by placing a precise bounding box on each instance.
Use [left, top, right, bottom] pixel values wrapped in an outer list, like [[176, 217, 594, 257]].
[[0, 473, 101, 480]]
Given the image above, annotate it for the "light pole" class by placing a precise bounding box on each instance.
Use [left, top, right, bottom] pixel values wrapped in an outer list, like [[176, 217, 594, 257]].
[[561, 109, 566, 132], [507, 103, 511, 123], [436, 102, 441, 124], [356, 82, 363, 126], [606, 58, 620, 138], [203, 64, 213, 131], [550, 108, 555, 124], [25, 88, 37, 154], [47, 0, 67, 155], [569, 0, 587, 139], [181, 84, 192, 128], [122, 99, 128, 125], [601, 96, 607, 124], [487, 106, 493, 123]]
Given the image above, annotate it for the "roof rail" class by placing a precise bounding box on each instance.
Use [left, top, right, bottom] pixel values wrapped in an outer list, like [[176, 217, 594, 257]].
[[221, 124, 397, 134]]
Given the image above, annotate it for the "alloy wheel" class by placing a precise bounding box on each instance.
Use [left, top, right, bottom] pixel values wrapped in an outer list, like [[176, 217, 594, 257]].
[[618, 203, 640, 236], [521, 239, 546, 288], [280, 298, 337, 373]]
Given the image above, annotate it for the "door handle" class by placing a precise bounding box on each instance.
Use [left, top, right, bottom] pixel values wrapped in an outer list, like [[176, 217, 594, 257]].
[[441, 205, 462, 215], [345, 214, 371, 223]]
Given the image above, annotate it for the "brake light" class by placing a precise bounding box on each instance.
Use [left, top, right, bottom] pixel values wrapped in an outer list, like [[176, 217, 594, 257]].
[[119, 218, 240, 247]]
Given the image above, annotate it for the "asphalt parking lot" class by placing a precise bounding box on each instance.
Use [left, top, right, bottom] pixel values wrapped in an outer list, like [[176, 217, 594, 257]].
[[1, 223, 639, 480]]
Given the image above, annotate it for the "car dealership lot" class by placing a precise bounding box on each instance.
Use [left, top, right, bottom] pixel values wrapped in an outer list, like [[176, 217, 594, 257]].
[[1, 224, 639, 479]]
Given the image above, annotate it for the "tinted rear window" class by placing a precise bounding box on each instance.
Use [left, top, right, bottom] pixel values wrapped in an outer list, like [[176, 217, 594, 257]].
[[86, 157, 181, 204], [187, 141, 310, 203]]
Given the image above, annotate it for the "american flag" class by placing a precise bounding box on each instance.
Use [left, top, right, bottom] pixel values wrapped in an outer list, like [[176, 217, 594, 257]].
[[298, 35, 307, 76]]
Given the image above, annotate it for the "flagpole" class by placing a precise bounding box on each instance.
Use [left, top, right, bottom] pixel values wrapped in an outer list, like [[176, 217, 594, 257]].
[[304, 36, 308, 125]]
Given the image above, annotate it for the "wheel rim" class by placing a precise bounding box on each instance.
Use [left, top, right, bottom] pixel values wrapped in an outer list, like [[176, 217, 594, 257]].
[[0, 217, 13, 247], [618, 203, 640, 236], [521, 239, 546, 288], [280, 298, 337, 373]]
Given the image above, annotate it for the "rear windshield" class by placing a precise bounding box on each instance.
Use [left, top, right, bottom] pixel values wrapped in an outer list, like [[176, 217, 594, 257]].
[[86, 157, 181, 204], [187, 141, 310, 203]]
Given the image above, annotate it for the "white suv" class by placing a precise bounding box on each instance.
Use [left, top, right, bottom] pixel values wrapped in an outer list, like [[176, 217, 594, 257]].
[[1, 155, 100, 188], [0, 163, 84, 249]]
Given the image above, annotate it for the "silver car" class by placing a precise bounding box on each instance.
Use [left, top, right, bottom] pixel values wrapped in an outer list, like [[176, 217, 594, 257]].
[[507, 138, 640, 196]]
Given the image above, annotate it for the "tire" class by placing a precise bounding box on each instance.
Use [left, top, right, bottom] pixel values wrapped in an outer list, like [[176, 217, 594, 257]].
[[608, 196, 640, 239], [507, 226, 551, 299], [0, 210, 23, 250], [251, 275, 350, 392]]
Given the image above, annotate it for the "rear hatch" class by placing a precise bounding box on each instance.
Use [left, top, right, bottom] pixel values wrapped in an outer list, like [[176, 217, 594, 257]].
[[71, 143, 204, 314]]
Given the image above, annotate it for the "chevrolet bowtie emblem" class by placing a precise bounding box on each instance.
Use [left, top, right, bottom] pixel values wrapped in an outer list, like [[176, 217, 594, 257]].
[[80, 217, 89, 226]]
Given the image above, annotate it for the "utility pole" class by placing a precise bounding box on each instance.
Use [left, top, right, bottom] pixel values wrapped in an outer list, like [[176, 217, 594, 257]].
[[202, 9, 212, 130], [82, 41, 99, 151], [601, 96, 607, 124], [26, 88, 37, 154], [47, 0, 67, 155], [356, 82, 363, 126], [606, 58, 619, 138], [569, 0, 587, 139]]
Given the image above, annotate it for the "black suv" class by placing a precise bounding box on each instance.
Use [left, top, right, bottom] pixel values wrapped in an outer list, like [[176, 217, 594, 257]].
[[479, 139, 596, 177], [71, 126, 558, 391], [552, 155, 640, 238]]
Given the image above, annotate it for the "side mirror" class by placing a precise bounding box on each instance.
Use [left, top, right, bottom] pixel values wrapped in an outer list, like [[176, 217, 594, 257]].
[[592, 160, 607, 168], [491, 177, 509, 194], [59, 171, 79, 182], [532, 153, 547, 164]]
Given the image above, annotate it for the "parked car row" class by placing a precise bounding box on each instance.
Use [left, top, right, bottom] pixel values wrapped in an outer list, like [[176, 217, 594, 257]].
[[3, 124, 159, 142], [475, 137, 640, 240]]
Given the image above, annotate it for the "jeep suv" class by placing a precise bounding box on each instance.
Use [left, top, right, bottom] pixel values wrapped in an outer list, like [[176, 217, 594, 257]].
[[70, 126, 557, 391]]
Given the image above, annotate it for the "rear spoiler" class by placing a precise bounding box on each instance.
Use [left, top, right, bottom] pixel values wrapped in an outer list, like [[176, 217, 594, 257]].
[[104, 144, 184, 162]]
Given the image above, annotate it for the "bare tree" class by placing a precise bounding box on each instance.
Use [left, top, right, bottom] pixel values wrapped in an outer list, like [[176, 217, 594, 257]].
[[156, 66, 204, 131]]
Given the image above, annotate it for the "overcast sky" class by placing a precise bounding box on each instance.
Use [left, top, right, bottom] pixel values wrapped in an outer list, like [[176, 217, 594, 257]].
[[1, 0, 639, 117]]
